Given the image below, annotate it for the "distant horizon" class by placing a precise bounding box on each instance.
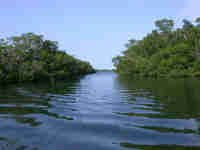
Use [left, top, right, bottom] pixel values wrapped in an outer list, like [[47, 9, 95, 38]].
[[0, 0, 199, 69]]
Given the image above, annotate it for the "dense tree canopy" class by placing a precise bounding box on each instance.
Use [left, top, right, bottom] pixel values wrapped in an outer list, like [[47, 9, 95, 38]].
[[0, 33, 95, 83], [113, 18, 200, 78]]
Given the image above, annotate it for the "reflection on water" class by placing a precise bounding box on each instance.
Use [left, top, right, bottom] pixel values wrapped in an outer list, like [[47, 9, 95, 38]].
[[0, 72, 200, 150]]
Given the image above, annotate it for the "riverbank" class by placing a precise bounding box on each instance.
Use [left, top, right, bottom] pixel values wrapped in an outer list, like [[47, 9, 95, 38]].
[[0, 33, 95, 84], [113, 17, 200, 78]]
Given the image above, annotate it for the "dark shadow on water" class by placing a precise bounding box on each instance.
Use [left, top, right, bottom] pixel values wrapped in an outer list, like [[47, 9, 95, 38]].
[[116, 77, 200, 118], [0, 80, 78, 123], [115, 76, 200, 149], [120, 142, 200, 150]]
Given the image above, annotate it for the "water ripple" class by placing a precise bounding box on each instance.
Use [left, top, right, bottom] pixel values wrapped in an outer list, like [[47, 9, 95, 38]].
[[0, 72, 200, 150]]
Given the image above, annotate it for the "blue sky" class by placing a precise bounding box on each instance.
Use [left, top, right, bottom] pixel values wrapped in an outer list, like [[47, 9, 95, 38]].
[[0, 0, 199, 69]]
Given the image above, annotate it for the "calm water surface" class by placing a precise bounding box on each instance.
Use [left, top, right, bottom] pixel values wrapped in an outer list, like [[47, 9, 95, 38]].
[[1, 72, 200, 150]]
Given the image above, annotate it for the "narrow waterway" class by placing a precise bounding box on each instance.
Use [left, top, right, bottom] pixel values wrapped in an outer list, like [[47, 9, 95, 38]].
[[0, 72, 200, 150]]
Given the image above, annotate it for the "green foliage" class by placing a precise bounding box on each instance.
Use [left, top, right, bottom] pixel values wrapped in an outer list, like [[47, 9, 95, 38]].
[[0, 33, 95, 84], [113, 17, 200, 78], [155, 19, 174, 33]]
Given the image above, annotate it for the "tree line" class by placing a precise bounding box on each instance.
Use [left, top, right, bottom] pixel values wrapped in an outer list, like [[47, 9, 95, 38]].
[[113, 17, 200, 78], [0, 33, 95, 83]]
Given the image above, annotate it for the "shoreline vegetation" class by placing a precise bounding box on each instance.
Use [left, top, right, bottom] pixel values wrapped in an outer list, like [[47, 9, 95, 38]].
[[0, 33, 95, 84], [96, 69, 113, 72], [113, 17, 200, 78]]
